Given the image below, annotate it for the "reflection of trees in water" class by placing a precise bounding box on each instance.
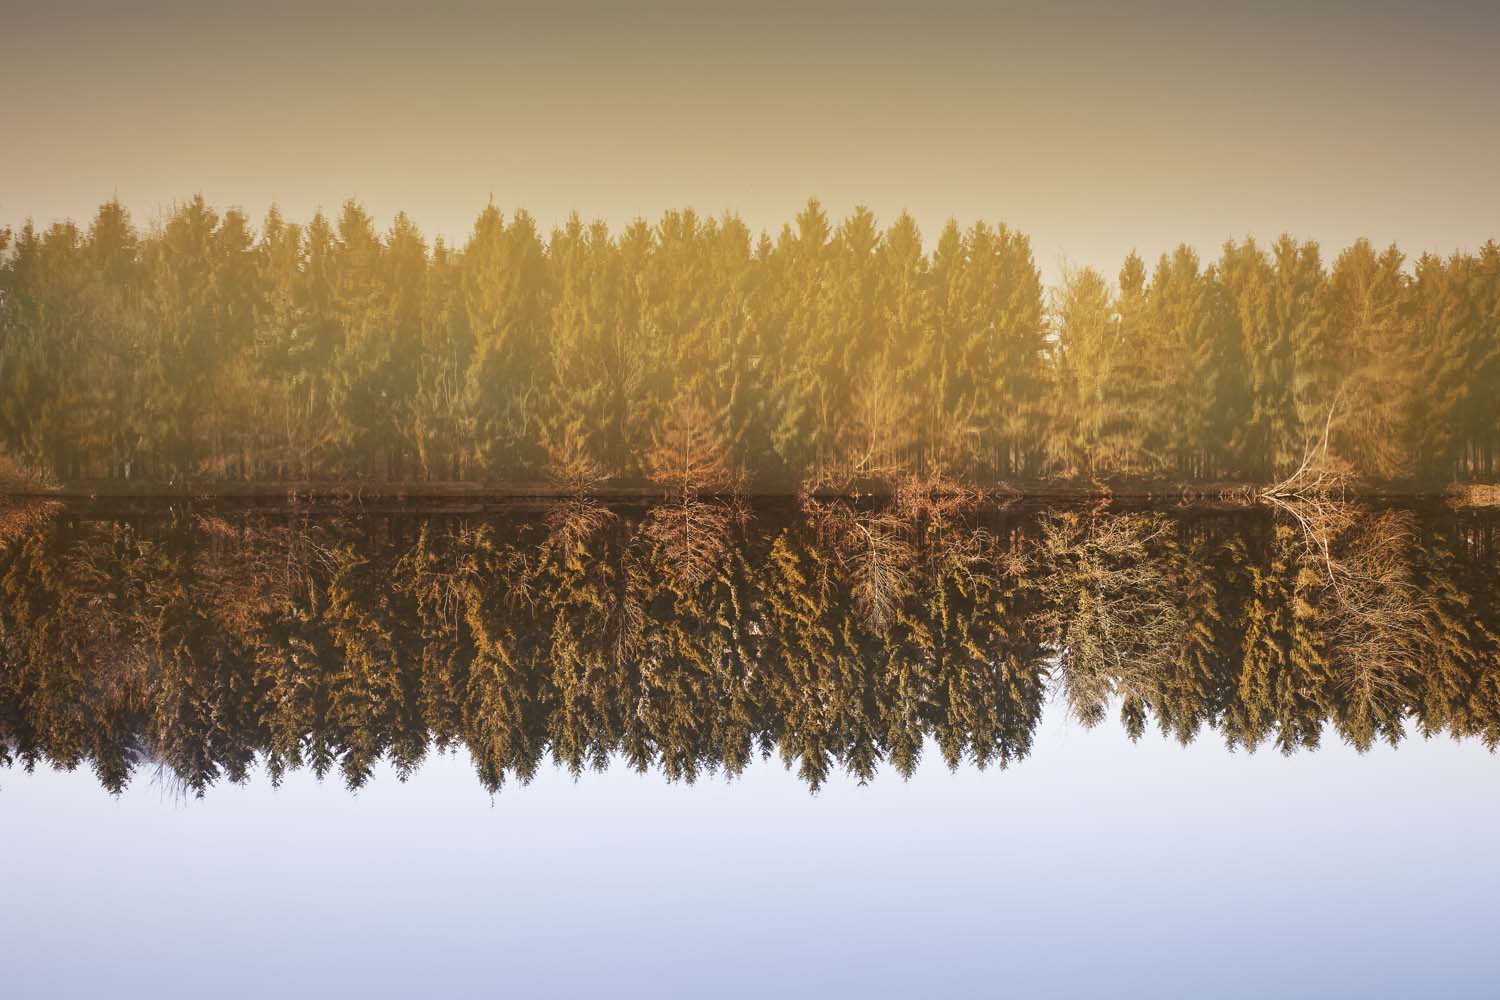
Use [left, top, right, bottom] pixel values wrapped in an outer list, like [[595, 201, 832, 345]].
[[640, 499, 738, 592], [2, 498, 1498, 796], [1036, 509, 1187, 731]]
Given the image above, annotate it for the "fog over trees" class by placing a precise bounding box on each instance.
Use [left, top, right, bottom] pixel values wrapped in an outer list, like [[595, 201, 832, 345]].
[[1, 197, 1497, 490]]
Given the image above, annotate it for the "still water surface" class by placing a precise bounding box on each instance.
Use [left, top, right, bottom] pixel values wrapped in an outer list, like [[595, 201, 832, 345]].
[[2, 496, 1497, 997]]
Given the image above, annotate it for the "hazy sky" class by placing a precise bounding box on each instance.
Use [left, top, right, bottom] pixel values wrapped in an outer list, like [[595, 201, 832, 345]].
[[4, 0, 1499, 281]]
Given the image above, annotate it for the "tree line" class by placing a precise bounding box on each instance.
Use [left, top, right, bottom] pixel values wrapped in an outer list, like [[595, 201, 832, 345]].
[[1, 197, 1498, 490], [3, 496, 1497, 795]]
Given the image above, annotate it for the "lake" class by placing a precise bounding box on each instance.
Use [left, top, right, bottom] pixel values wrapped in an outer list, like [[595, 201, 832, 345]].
[[2, 495, 1497, 996]]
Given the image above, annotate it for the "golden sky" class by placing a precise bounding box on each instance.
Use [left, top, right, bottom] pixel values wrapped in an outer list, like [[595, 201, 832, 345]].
[[5, 0, 1498, 282]]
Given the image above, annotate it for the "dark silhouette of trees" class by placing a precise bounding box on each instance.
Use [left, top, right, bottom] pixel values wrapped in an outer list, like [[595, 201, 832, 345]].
[[3, 497, 1499, 796]]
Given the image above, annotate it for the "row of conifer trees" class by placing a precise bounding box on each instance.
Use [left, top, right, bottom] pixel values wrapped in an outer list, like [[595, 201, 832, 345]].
[[3, 501, 1497, 795], [1, 197, 1497, 489]]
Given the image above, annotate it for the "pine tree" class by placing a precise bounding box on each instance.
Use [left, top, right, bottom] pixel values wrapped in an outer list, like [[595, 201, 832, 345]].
[[1322, 239, 1413, 478], [765, 199, 833, 484], [1150, 246, 1236, 479], [1048, 265, 1114, 478], [1409, 253, 1481, 479], [461, 204, 549, 479]]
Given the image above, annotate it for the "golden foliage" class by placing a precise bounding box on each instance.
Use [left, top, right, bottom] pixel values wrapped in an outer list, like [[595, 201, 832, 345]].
[[644, 397, 742, 498], [4, 498, 1500, 794], [544, 432, 612, 495]]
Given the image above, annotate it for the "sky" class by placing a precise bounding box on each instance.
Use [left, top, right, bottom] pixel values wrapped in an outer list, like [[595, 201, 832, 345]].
[[3, 715, 1498, 998], [4, 1, 1500, 283]]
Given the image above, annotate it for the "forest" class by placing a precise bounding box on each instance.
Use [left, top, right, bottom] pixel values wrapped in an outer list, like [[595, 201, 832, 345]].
[[1, 197, 1497, 492], [3, 494, 1498, 795]]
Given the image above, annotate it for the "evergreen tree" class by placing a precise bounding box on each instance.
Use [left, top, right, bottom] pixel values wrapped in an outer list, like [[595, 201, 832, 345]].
[[0, 194, 1496, 491], [461, 205, 549, 478]]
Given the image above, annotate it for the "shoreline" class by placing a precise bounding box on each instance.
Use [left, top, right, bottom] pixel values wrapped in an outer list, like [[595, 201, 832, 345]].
[[3, 478, 1494, 507]]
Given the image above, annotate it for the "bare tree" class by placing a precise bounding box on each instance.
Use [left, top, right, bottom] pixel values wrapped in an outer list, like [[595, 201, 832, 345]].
[[891, 470, 986, 523], [1260, 396, 1360, 581], [1261, 414, 1428, 744], [544, 429, 612, 496], [194, 512, 340, 632], [542, 497, 618, 556], [802, 498, 917, 634], [1320, 510, 1425, 726], [1034, 509, 1186, 727], [640, 498, 738, 590], [644, 396, 741, 500], [842, 364, 918, 488]]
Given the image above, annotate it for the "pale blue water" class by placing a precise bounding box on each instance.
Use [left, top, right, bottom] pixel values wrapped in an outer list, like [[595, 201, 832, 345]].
[[4, 710, 1495, 999]]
